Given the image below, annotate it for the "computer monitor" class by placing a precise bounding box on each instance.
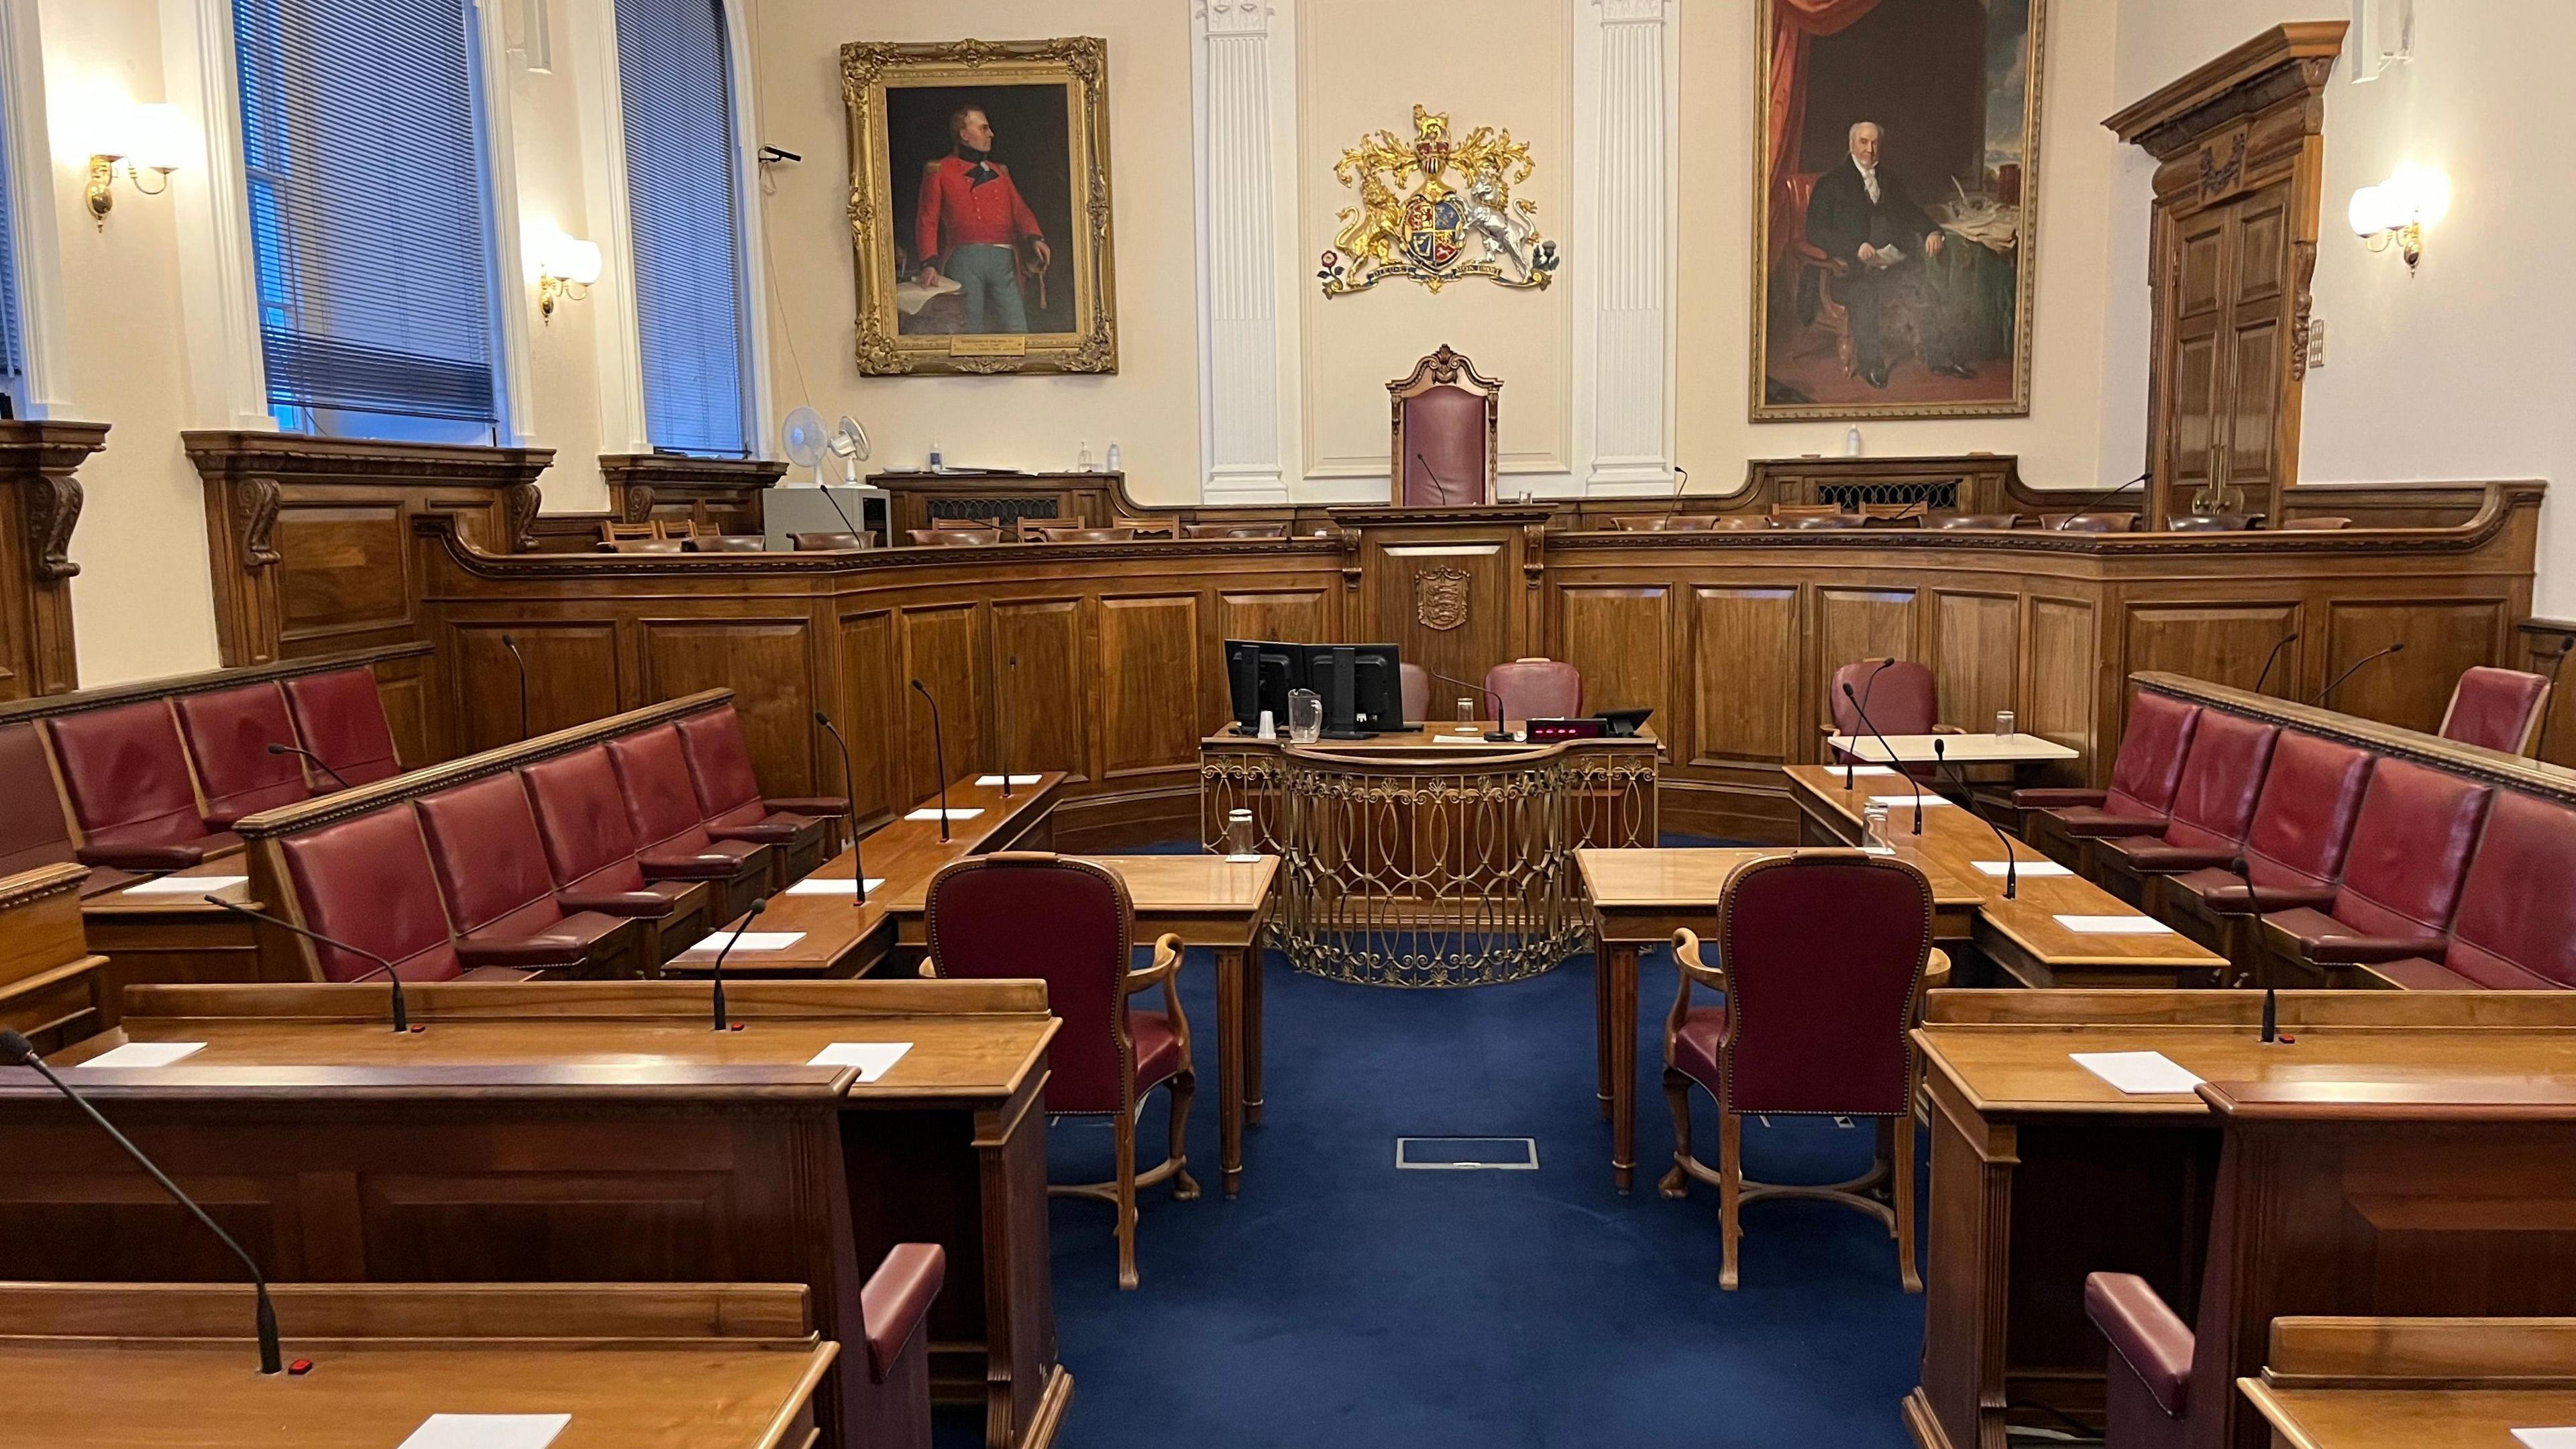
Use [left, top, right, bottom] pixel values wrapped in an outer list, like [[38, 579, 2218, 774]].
[[1299, 644, 1405, 739], [1224, 640, 1305, 733]]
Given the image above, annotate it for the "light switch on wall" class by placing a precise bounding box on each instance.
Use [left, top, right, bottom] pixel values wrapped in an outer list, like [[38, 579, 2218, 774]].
[[2305, 317, 2327, 370]]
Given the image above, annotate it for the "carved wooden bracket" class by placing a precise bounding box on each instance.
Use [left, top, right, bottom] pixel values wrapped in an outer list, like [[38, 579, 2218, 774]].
[[236, 476, 282, 569], [23, 473, 83, 582], [0, 420, 111, 700], [501, 480, 543, 551]]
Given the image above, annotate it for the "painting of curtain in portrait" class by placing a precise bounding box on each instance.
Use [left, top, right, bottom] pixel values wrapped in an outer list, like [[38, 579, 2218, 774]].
[[1752, 0, 2044, 421]]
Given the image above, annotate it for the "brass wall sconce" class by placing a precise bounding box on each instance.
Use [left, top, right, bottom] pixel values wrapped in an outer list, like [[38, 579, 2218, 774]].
[[2349, 166, 2449, 272], [532, 230, 602, 321], [87, 103, 190, 228]]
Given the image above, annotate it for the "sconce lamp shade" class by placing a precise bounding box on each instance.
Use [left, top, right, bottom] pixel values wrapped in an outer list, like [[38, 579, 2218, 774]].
[[126, 103, 193, 173], [2350, 166, 2451, 238], [537, 231, 602, 284], [2347, 184, 2392, 237]]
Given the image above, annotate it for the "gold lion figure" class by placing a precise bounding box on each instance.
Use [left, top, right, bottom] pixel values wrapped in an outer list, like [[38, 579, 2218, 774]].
[[1333, 170, 1405, 284]]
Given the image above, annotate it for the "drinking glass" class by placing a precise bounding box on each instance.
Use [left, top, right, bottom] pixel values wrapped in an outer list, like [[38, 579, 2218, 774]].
[[1454, 697, 1479, 737], [1862, 800, 1896, 855], [1226, 808, 1257, 859], [1994, 709, 2017, 740]]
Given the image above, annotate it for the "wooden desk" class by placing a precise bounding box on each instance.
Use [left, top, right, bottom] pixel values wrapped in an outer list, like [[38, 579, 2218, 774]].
[[884, 852, 1279, 1197], [1906, 989, 2576, 1449], [3, 1281, 836, 1449], [666, 771, 1062, 979], [0, 981, 1071, 1449], [79, 857, 262, 1022], [1574, 846, 1976, 1193], [1825, 732, 2079, 765], [0, 863, 106, 1052], [1789, 764, 2228, 987], [2241, 1316, 2576, 1449]]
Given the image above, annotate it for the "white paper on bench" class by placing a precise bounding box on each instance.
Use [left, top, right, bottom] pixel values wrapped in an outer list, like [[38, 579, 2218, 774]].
[[2512, 1428, 2576, 1448], [2070, 1051, 2204, 1095], [906, 807, 985, 822], [1871, 792, 1952, 807], [806, 1042, 913, 1081], [975, 774, 1044, 786], [396, 1414, 571, 1449], [1973, 860, 2072, 877], [786, 877, 887, 896], [1836, 765, 1899, 777], [2053, 914, 2173, 935], [123, 875, 248, 895], [684, 930, 805, 953], [80, 1042, 205, 1068]]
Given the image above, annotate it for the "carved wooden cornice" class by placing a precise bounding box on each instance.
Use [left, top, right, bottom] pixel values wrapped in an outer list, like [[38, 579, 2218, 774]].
[[0, 421, 110, 698], [1324, 504, 1556, 527], [0, 422, 110, 582], [2104, 21, 2346, 159], [600, 453, 788, 525], [0, 860, 89, 913], [412, 513, 1344, 578], [182, 431, 556, 486]]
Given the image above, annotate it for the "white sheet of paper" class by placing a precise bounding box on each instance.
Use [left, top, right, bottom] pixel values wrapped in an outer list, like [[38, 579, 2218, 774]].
[[685, 930, 805, 954], [786, 877, 887, 896], [975, 774, 1044, 786], [2511, 1429, 2576, 1448], [1872, 793, 1952, 807], [2071, 1051, 2204, 1095], [806, 1042, 914, 1081], [1837, 765, 1898, 777], [1973, 859, 2072, 878], [906, 807, 985, 822], [2053, 914, 2174, 935], [80, 1042, 206, 1068], [123, 875, 248, 896], [395, 1415, 571, 1449], [1225, 853, 1265, 863]]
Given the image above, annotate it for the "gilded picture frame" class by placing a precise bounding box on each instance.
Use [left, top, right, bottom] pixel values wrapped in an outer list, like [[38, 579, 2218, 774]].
[[1749, 0, 2045, 421], [840, 37, 1118, 376]]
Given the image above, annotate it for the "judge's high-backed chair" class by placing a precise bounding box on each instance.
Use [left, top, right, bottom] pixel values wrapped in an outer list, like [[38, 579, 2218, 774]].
[[2360, 789, 2576, 990], [1662, 853, 1938, 1291], [2438, 666, 2553, 757], [173, 684, 316, 827], [2015, 692, 2203, 867], [1825, 659, 1945, 777], [519, 747, 714, 967], [43, 700, 236, 872], [2157, 731, 2374, 973], [1399, 663, 1431, 727], [1485, 659, 1581, 726], [674, 706, 848, 869], [604, 727, 772, 921], [2255, 757, 2493, 988], [791, 531, 868, 551], [280, 667, 403, 786], [1709, 515, 1776, 531], [272, 806, 543, 983], [1389, 344, 1500, 508], [926, 853, 1196, 1290], [2083, 712, 2280, 908], [415, 775, 645, 979]]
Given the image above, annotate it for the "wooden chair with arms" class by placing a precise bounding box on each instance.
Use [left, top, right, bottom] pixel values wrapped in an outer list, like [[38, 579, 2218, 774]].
[[1389, 344, 1501, 507]]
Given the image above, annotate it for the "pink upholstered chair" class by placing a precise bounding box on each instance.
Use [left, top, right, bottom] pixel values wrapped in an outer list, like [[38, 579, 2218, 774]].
[[1389, 345, 1499, 507], [1398, 663, 1431, 726], [1662, 853, 1940, 1291], [1825, 659, 1946, 777], [1483, 658, 1581, 725], [926, 853, 1196, 1289], [2437, 666, 2551, 756]]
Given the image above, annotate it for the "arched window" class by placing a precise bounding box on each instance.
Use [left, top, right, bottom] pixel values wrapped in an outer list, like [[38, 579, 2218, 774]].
[[619, 0, 751, 457]]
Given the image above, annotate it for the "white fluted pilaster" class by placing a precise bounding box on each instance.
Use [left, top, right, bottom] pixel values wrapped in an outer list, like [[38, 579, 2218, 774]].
[[1578, 0, 1674, 494], [1194, 0, 1296, 504]]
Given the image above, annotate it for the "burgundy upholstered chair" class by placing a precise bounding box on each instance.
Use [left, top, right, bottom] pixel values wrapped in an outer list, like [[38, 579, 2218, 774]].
[[0, 722, 78, 880], [851, 1243, 948, 1449], [2256, 757, 2492, 987], [1398, 662, 1432, 726], [272, 806, 543, 983], [604, 727, 773, 920], [519, 747, 718, 964], [1825, 659, 1945, 777], [43, 700, 237, 872], [926, 853, 1195, 1289], [2157, 732, 2373, 971], [1484, 658, 1581, 726], [415, 775, 643, 977], [2084, 712, 2279, 906], [672, 707, 847, 876], [2363, 790, 2576, 989], [2085, 1272, 2193, 1449], [173, 683, 316, 828], [1662, 853, 1939, 1292], [2015, 692, 2203, 863], [280, 667, 402, 786], [1389, 345, 1499, 507], [2437, 665, 2552, 756]]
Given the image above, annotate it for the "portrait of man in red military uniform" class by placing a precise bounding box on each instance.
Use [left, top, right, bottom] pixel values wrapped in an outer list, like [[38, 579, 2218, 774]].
[[909, 105, 1054, 335]]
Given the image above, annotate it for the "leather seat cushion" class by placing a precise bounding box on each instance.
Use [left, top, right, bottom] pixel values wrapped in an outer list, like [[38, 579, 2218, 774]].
[[2333, 759, 2492, 940], [280, 668, 402, 786], [175, 684, 312, 822], [1670, 1004, 1729, 1093], [2369, 956, 2485, 991], [418, 775, 564, 935], [0, 722, 76, 876], [2438, 790, 2576, 989], [1130, 1008, 1183, 1092], [521, 748, 645, 885], [44, 701, 208, 845], [673, 708, 767, 817]]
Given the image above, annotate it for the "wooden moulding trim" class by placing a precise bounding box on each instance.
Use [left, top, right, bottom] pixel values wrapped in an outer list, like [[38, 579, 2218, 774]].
[[123, 977, 1053, 1024], [1923, 987, 2576, 1030], [2103, 21, 2349, 147], [2522, 617, 2576, 639], [0, 1066, 859, 1104], [180, 431, 555, 484], [0, 861, 89, 912], [0, 641, 433, 727], [229, 687, 735, 841], [0, 1281, 822, 1342], [598, 454, 790, 488], [2133, 670, 2576, 806], [411, 512, 1344, 576], [2202, 1078, 2576, 1122]]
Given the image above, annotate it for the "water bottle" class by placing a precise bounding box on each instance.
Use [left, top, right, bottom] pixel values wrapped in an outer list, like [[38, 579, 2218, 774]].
[[1077, 439, 1093, 472], [1844, 426, 1864, 458], [927, 440, 944, 473], [1106, 441, 1122, 472]]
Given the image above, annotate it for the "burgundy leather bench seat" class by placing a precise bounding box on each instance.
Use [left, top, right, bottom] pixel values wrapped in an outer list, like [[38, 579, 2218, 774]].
[[2086, 712, 2279, 904], [2018, 691, 2201, 853], [2161, 731, 2373, 920], [2365, 790, 2576, 989], [0, 722, 80, 881], [174, 683, 315, 828], [273, 806, 553, 983], [674, 708, 845, 884], [520, 746, 718, 963], [43, 700, 240, 872], [417, 775, 642, 977], [605, 727, 771, 919], [280, 667, 404, 786], [2257, 757, 2492, 985]]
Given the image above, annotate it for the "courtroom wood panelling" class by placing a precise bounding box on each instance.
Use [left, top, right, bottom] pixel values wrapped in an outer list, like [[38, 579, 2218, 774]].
[[447, 621, 622, 753], [2322, 598, 2509, 735], [1556, 585, 1668, 723], [833, 609, 902, 824], [897, 604, 988, 811], [991, 599, 1089, 786], [1816, 587, 1919, 737], [641, 619, 817, 788], [1688, 586, 1799, 768], [2025, 598, 2098, 761], [1095, 594, 1199, 780], [0, 422, 111, 701], [1216, 589, 1332, 652], [275, 504, 413, 652], [2120, 603, 2302, 698], [1932, 591, 2021, 731], [602, 453, 785, 535], [2520, 616, 2576, 770]]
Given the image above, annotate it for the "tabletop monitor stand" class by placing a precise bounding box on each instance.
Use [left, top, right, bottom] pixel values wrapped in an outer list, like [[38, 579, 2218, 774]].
[[1321, 646, 1371, 740]]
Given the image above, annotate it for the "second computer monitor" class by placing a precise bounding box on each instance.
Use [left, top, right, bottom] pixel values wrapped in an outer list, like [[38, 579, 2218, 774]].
[[1301, 644, 1404, 739]]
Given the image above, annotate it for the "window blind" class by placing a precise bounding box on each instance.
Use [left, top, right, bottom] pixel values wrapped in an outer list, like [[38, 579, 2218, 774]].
[[0, 89, 23, 412], [617, 0, 750, 457], [234, 0, 498, 438]]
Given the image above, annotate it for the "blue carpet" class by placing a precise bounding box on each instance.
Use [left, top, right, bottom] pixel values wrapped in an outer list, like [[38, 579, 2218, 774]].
[[939, 841, 1927, 1448]]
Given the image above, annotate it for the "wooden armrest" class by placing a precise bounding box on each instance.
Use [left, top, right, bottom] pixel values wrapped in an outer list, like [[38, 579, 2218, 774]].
[[1922, 948, 1951, 993], [1931, 724, 1964, 735], [1670, 928, 1726, 989], [1125, 932, 1185, 992]]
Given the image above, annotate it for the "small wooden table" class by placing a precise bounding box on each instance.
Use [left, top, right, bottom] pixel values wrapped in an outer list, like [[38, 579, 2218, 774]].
[[3, 1281, 837, 1449], [883, 852, 1280, 1197], [1575, 846, 1978, 1193], [2241, 1316, 2576, 1449], [0, 862, 106, 1051], [1824, 732, 2080, 765]]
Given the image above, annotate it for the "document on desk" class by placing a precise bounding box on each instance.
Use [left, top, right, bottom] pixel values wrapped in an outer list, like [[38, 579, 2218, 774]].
[[79, 1042, 205, 1068], [786, 877, 887, 896], [396, 1415, 570, 1449], [1872, 793, 1952, 807], [1973, 859, 2072, 877], [2071, 1051, 2204, 1095], [121, 874, 248, 895], [684, 930, 806, 953], [906, 807, 985, 822], [2512, 1429, 2576, 1448], [1837, 765, 1899, 777], [807, 1042, 913, 1081], [975, 774, 1044, 786], [2053, 914, 2172, 934]]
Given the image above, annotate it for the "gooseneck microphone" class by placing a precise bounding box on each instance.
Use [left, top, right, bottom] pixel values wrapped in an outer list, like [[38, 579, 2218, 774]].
[[910, 679, 952, 843], [2050, 470, 2151, 531], [1842, 682, 1923, 835], [1660, 464, 1691, 527], [814, 712, 864, 906], [1414, 452, 1460, 507], [708, 898, 764, 1032], [2311, 641, 2406, 706], [1932, 737, 2021, 900], [1841, 657, 1897, 790], [501, 634, 531, 740], [2252, 632, 2300, 697], [267, 741, 352, 792], [1417, 665, 1514, 743], [208, 897, 411, 1033], [817, 477, 867, 543], [1, 1028, 286, 1375]]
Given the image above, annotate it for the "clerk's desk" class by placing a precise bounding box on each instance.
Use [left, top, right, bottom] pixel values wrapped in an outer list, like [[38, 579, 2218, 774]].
[[0, 981, 1071, 1449], [0, 862, 106, 1051], [1905, 989, 2576, 1449], [4, 1282, 836, 1449], [2239, 1316, 2576, 1449]]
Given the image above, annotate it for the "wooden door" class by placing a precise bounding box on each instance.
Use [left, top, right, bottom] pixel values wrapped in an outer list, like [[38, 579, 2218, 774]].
[[2161, 180, 2298, 520]]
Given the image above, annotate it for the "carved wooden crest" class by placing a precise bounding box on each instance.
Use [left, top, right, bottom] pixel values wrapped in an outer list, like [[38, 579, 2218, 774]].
[[1414, 566, 1470, 631]]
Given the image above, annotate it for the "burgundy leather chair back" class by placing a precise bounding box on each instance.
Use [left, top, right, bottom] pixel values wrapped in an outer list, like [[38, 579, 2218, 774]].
[[2439, 791, 2576, 989], [1719, 855, 1929, 1116], [2105, 692, 2202, 818], [521, 747, 650, 894], [1399, 663, 1431, 725], [927, 855, 1133, 1116], [417, 775, 566, 938], [173, 684, 313, 824], [2331, 757, 2493, 938], [42, 701, 210, 850], [1398, 386, 1491, 507], [280, 668, 401, 786], [2238, 732, 2373, 890], [606, 726, 717, 852], [0, 722, 74, 876], [1827, 660, 1937, 738], [672, 708, 766, 826], [2438, 666, 2552, 755], [1484, 659, 1582, 722], [275, 806, 464, 982], [2157, 712, 2278, 852]]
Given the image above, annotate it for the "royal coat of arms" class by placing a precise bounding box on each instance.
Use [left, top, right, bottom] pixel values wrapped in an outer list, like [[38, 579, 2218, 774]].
[[1413, 566, 1470, 631], [1320, 105, 1559, 297]]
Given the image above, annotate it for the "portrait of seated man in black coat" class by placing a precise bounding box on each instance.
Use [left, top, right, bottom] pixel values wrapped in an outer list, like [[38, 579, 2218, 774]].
[[1803, 120, 1972, 388]]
